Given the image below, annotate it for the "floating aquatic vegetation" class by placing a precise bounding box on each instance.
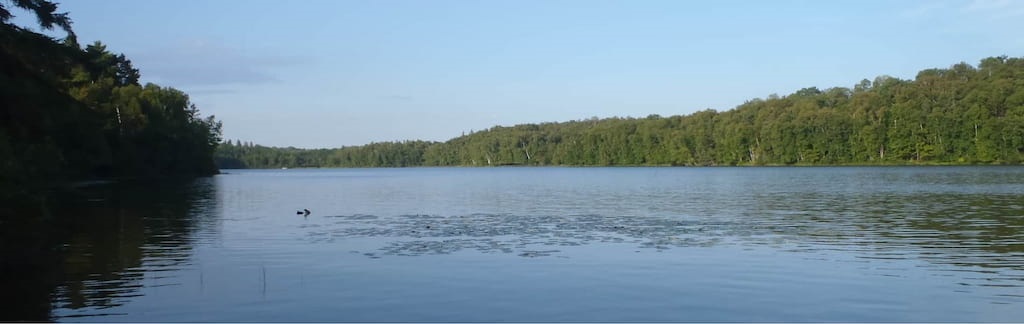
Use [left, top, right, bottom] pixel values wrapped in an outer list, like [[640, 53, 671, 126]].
[[307, 212, 803, 258]]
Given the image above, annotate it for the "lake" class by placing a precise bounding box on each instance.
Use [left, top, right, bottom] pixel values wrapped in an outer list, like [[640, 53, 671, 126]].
[[5, 167, 1024, 321]]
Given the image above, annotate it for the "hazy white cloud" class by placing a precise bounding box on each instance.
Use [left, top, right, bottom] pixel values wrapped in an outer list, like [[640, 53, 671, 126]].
[[962, 0, 1024, 18], [900, 2, 951, 19], [964, 0, 1012, 11], [381, 95, 415, 101], [131, 39, 305, 88], [184, 88, 238, 96], [901, 0, 1024, 20]]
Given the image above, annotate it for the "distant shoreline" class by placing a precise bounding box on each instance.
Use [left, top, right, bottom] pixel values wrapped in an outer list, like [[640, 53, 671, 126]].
[[217, 162, 1020, 170]]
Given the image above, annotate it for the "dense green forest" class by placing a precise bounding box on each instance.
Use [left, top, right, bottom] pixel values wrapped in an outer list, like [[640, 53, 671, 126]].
[[1, 0, 223, 197], [218, 56, 1024, 168]]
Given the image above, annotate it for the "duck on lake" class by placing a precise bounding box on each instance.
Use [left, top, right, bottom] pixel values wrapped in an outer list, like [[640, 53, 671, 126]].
[[297, 208, 310, 216]]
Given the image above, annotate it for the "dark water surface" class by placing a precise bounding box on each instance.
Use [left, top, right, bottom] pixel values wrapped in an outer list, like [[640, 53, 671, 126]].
[[7, 167, 1024, 321]]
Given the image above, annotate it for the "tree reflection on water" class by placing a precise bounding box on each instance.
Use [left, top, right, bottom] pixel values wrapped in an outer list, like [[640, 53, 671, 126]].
[[0, 178, 217, 321]]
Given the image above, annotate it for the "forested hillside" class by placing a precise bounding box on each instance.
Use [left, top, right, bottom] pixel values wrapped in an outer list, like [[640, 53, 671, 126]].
[[218, 56, 1024, 168], [1, 0, 223, 197]]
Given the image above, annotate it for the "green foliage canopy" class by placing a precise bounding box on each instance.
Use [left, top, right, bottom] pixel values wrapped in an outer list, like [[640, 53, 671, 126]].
[[2, 0, 222, 198]]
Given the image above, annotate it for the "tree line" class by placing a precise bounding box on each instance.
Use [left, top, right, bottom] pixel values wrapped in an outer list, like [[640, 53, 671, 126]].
[[218, 56, 1024, 168], [216, 140, 435, 169], [1, 0, 223, 198]]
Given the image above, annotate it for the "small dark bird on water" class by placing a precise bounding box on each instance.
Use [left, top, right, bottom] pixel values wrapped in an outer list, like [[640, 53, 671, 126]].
[[297, 209, 310, 216]]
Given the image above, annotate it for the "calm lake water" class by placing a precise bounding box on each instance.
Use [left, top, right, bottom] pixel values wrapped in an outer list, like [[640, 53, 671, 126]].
[[7, 167, 1024, 321]]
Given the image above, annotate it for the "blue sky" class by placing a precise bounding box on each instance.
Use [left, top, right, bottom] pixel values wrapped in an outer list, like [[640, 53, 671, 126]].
[[16, 0, 1024, 147]]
